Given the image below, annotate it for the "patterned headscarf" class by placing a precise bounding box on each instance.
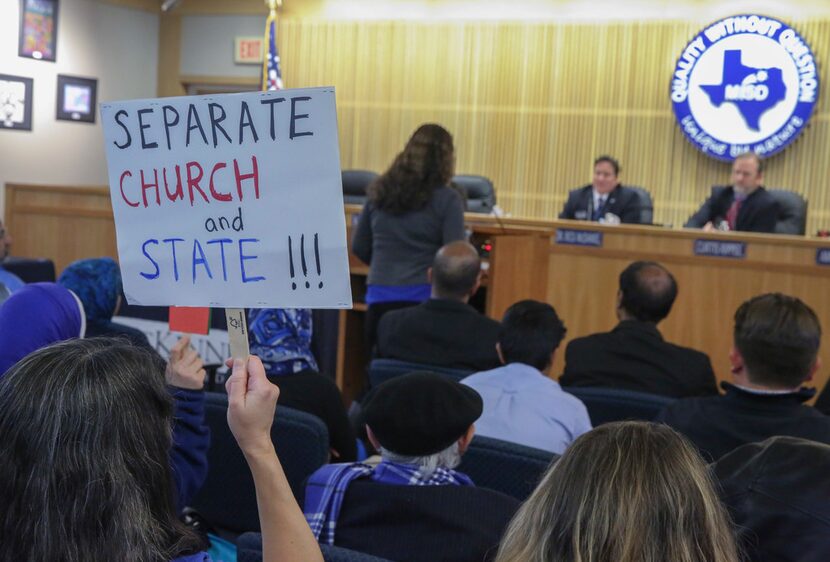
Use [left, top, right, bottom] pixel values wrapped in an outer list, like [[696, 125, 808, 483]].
[[247, 308, 318, 376], [58, 258, 121, 328], [0, 283, 85, 376]]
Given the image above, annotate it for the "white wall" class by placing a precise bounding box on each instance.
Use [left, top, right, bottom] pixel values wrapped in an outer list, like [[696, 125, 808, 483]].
[[0, 0, 159, 214], [180, 15, 263, 78]]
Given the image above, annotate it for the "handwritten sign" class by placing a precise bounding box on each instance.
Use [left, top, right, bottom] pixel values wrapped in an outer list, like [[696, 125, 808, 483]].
[[101, 87, 352, 308], [693, 239, 747, 259], [555, 229, 604, 247]]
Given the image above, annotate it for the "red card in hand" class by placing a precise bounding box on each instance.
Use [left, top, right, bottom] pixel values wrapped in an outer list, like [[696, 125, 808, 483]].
[[169, 306, 210, 335]]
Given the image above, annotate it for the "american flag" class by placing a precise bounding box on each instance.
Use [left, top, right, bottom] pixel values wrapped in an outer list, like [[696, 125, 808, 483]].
[[262, 13, 283, 91]]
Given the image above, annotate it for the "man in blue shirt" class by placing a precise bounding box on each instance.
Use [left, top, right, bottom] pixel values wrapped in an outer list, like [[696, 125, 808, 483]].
[[0, 220, 24, 293], [462, 300, 591, 454]]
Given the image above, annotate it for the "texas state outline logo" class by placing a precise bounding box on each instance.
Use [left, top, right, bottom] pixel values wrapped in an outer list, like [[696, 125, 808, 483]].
[[671, 15, 819, 161]]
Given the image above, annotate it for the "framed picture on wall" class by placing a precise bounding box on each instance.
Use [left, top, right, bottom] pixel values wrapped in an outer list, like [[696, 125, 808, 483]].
[[56, 75, 97, 124], [18, 0, 59, 62], [0, 74, 34, 131]]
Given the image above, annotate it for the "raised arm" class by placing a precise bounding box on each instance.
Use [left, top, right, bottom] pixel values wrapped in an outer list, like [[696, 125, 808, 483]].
[[226, 355, 323, 562]]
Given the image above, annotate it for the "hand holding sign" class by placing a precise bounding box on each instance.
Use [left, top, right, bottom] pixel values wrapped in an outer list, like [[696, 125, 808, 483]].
[[226, 355, 279, 457], [165, 335, 207, 390]]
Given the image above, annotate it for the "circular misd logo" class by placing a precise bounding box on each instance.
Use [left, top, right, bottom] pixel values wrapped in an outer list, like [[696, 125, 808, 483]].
[[671, 15, 819, 161]]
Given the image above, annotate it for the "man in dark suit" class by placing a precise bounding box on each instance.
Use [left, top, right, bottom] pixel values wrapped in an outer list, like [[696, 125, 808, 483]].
[[685, 152, 780, 233], [657, 293, 830, 461], [376, 241, 501, 371], [560, 261, 717, 398], [559, 155, 647, 224]]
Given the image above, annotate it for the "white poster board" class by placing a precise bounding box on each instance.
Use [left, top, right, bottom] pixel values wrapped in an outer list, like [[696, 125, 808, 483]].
[[100, 87, 352, 309]]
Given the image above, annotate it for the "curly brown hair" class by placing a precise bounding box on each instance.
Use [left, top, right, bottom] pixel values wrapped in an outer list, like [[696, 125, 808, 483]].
[[368, 123, 455, 214]]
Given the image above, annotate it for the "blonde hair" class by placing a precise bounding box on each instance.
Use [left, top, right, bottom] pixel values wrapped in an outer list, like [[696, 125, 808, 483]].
[[495, 422, 739, 562]]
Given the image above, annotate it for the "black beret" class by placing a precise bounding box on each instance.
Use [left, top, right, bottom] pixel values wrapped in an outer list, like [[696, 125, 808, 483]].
[[363, 372, 483, 456]]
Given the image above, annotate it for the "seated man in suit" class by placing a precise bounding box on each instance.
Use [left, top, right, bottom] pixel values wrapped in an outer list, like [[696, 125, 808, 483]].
[[376, 240, 502, 371], [657, 293, 830, 461], [560, 261, 717, 398], [559, 155, 646, 224], [684, 152, 780, 233], [714, 436, 830, 562], [304, 373, 519, 562], [0, 220, 24, 293], [461, 300, 591, 454]]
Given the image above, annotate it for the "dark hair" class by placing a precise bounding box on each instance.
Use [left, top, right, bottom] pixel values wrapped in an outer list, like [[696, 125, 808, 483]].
[[432, 242, 480, 300], [734, 293, 821, 388], [734, 152, 764, 174], [594, 155, 620, 176], [499, 300, 566, 371], [368, 123, 456, 214], [618, 261, 678, 323], [0, 338, 204, 562]]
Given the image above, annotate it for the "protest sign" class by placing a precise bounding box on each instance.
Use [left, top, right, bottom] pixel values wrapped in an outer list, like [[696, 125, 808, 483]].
[[100, 87, 352, 309]]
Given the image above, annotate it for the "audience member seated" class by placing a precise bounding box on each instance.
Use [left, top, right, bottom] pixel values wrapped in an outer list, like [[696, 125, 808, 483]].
[[304, 373, 519, 562], [0, 282, 84, 375], [657, 293, 830, 461], [0, 282, 211, 510], [561, 261, 718, 398], [713, 436, 830, 562], [248, 308, 357, 461], [684, 152, 779, 233], [0, 219, 24, 292], [495, 421, 739, 562], [462, 300, 591, 454], [0, 339, 323, 562], [376, 241, 501, 371], [559, 155, 646, 224], [58, 257, 150, 347]]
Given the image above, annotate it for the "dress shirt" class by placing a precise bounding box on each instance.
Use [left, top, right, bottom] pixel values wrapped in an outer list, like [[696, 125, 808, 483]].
[[462, 363, 592, 454]]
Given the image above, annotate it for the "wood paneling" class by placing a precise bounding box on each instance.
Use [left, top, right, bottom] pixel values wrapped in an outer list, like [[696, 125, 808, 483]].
[[4, 184, 117, 275], [276, 17, 830, 235]]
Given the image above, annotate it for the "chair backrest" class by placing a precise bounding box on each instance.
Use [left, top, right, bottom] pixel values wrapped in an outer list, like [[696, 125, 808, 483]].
[[627, 186, 654, 224], [452, 174, 496, 213], [457, 435, 557, 501], [562, 386, 675, 426], [237, 533, 394, 562], [368, 358, 473, 387], [342, 170, 378, 206], [767, 188, 808, 235], [2, 257, 56, 283], [190, 393, 329, 533]]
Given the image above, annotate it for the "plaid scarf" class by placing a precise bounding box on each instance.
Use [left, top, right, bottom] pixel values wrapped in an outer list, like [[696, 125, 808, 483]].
[[304, 460, 474, 545]]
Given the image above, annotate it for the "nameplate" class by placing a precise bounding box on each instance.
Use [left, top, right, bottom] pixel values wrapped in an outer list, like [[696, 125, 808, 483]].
[[555, 229, 603, 247], [693, 239, 747, 259], [817, 249, 830, 266]]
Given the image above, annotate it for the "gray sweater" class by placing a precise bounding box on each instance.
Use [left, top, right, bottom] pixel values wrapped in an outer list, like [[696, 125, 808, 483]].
[[351, 186, 466, 286]]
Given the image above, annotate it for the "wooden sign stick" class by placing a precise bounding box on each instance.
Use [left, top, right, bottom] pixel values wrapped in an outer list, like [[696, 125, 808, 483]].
[[225, 308, 250, 361]]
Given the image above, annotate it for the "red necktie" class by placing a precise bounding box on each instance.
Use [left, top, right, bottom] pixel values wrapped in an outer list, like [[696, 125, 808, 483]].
[[726, 198, 743, 230]]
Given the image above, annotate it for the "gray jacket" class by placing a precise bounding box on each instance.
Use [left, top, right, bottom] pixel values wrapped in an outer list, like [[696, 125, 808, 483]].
[[351, 186, 466, 286]]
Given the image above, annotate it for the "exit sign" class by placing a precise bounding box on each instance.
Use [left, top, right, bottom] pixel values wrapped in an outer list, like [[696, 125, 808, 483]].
[[234, 36, 264, 64]]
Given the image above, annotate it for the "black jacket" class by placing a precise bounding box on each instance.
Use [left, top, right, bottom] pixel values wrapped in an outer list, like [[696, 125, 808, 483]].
[[714, 436, 830, 562], [656, 383, 830, 461], [559, 184, 646, 224], [684, 186, 780, 233], [560, 320, 718, 398], [377, 298, 502, 371], [335, 480, 520, 562]]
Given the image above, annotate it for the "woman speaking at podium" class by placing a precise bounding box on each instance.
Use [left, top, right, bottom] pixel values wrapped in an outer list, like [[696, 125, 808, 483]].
[[351, 123, 466, 354]]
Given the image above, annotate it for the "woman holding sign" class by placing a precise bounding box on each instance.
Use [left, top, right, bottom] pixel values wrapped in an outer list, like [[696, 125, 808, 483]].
[[0, 339, 322, 562], [352, 123, 466, 354]]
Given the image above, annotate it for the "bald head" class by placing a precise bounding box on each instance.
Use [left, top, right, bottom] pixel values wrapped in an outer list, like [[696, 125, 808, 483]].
[[431, 241, 481, 301], [618, 261, 678, 323]]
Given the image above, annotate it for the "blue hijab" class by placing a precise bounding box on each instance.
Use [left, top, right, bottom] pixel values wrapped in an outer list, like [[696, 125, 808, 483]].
[[0, 283, 85, 376], [248, 308, 318, 376], [58, 257, 121, 329]]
